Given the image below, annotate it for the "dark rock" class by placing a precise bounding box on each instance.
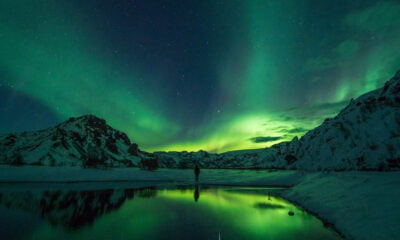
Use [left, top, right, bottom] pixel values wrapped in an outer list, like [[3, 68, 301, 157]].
[[115, 132, 130, 145], [140, 159, 158, 170], [4, 134, 16, 146], [128, 143, 139, 156], [387, 158, 400, 168], [106, 138, 118, 154], [285, 154, 297, 164]]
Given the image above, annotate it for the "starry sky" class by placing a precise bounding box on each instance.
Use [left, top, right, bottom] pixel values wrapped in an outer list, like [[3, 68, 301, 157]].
[[1, 0, 400, 153]]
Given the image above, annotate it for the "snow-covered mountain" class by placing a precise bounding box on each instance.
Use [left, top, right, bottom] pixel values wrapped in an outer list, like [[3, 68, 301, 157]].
[[265, 70, 400, 170], [154, 70, 400, 171], [153, 149, 268, 169], [1, 71, 399, 170], [0, 115, 143, 167]]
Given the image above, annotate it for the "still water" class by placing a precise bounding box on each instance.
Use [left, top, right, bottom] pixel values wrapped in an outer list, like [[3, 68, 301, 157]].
[[0, 185, 342, 240]]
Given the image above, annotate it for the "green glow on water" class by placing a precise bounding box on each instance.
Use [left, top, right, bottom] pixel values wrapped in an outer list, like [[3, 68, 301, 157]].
[[15, 187, 342, 240]]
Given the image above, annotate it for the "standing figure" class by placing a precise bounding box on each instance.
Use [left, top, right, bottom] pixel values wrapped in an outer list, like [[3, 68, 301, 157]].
[[194, 165, 200, 182]]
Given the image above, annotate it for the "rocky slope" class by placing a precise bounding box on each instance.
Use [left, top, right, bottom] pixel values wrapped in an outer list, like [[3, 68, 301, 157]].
[[266, 70, 400, 170], [153, 149, 268, 169], [1, 71, 399, 170], [0, 115, 144, 167], [154, 70, 400, 171]]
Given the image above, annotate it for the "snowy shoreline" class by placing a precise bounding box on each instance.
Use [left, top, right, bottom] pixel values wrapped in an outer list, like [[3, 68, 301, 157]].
[[283, 171, 400, 240], [0, 165, 303, 186], [0, 166, 399, 240]]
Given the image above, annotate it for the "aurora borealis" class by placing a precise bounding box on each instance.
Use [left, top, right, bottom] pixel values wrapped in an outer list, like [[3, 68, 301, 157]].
[[1, 0, 399, 152]]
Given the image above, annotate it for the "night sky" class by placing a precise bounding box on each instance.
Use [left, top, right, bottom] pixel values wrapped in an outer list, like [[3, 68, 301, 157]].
[[1, 0, 399, 152]]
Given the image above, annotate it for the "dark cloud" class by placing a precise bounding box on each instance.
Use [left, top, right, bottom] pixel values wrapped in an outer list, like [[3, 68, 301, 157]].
[[277, 100, 349, 123], [249, 136, 283, 143], [283, 127, 309, 134]]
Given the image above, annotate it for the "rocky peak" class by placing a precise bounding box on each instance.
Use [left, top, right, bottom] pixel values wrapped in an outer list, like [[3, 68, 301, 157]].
[[57, 115, 131, 146], [381, 70, 400, 96], [333, 70, 400, 118], [64, 114, 107, 130], [0, 114, 143, 167], [283, 70, 400, 171]]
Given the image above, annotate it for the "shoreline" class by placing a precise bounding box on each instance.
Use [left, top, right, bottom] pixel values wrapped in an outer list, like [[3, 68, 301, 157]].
[[284, 194, 349, 240], [0, 166, 399, 240]]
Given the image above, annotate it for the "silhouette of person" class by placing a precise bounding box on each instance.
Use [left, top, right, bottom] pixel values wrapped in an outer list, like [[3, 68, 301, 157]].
[[194, 165, 200, 182], [194, 184, 200, 202]]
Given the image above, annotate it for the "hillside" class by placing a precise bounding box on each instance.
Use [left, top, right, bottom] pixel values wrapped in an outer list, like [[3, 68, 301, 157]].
[[267, 70, 400, 170], [154, 70, 400, 171], [0, 115, 143, 167], [1, 71, 399, 170]]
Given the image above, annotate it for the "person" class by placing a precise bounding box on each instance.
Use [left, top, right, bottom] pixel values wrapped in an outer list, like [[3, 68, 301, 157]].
[[194, 165, 200, 182]]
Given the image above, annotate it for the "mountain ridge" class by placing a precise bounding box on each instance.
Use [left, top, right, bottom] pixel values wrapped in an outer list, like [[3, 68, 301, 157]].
[[1, 70, 399, 170], [267, 70, 400, 170], [0, 114, 143, 167]]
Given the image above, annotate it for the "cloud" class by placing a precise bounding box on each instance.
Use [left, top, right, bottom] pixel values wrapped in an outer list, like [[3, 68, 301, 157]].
[[283, 127, 309, 134], [277, 100, 348, 124], [249, 136, 283, 143]]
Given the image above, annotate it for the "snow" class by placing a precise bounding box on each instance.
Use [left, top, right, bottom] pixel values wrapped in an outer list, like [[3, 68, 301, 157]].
[[0, 73, 399, 239], [1, 166, 399, 240], [266, 70, 400, 171], [0, 166, 301, 186], [1, 72, 399, 171], [153, 70, 400, 171], [156, 70, 400, 171], [0, 115, 142, 167], [283, 171, 400, 240]]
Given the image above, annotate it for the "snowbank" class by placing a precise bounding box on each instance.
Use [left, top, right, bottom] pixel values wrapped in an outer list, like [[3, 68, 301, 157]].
[[1, 166, 399, 240], [0, 166, 301, 186], [283, 171, 400, 240]]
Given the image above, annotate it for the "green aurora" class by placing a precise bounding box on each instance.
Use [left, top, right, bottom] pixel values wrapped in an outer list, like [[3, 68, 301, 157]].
[[0, 0, 399, 152]]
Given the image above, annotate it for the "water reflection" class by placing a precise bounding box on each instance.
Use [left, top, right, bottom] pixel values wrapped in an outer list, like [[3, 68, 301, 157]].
[[0, 187, 155, 229], [194, 184, 200, 202], [0, 185, 343, 240], [136, 187, 158, 199], [253, 202, 285, 209]]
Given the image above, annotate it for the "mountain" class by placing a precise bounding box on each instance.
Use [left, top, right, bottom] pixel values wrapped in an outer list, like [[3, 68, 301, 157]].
[[154, 70, 400, 171], [1, 71, 399, 170], [264, 70, 400, 170], [0, 115, 143, 167], [153, 149, 268, 169]]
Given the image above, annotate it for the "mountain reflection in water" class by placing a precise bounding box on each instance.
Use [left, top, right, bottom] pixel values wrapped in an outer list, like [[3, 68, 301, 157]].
[[0, 187, 160, 228], [0, 185, 343, 240]]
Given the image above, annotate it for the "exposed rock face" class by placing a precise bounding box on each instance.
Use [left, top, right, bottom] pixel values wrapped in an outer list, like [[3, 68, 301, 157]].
[[1, 71, 399, 171], [153, 149, 269, 169], [154, 71, 400, 171], [266, 70, 400, 171], [128, 143, 139, 156], [0, 115, 142, 167]]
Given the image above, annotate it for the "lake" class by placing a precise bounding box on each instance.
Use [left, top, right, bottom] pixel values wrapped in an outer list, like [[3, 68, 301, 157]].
[[0, 184, 342, 240]]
